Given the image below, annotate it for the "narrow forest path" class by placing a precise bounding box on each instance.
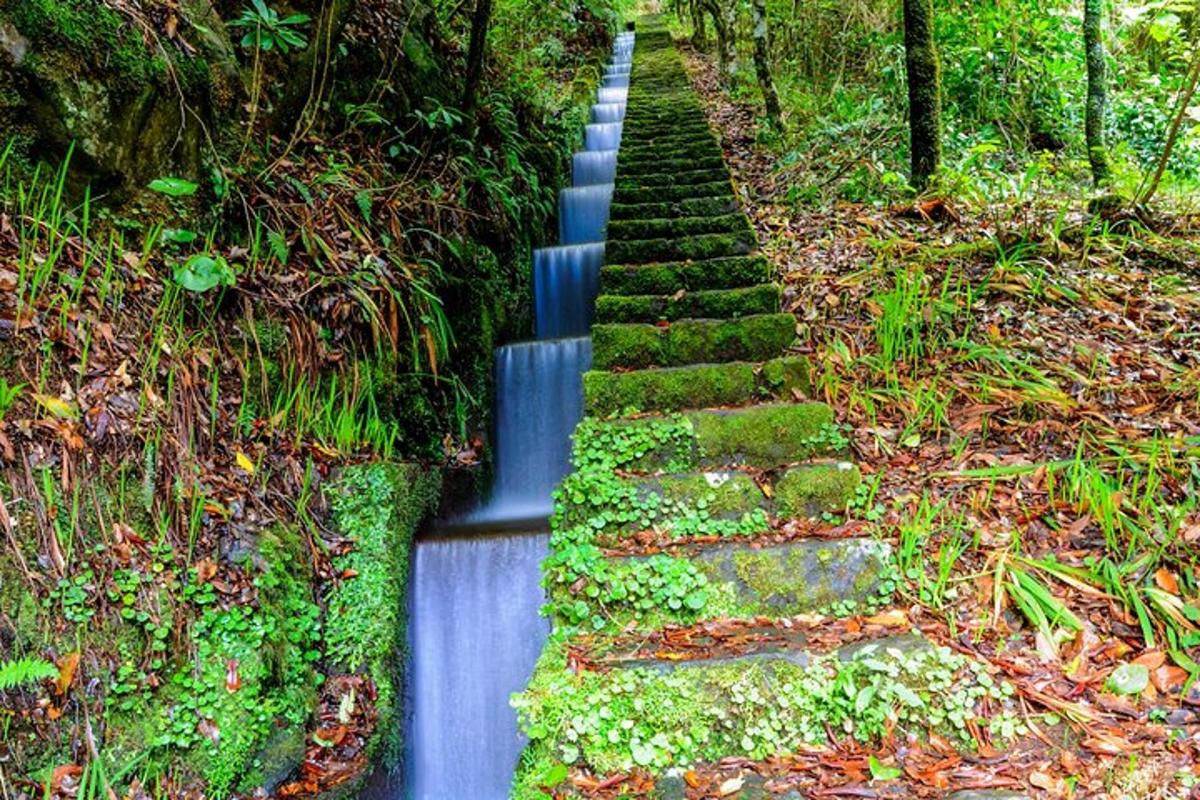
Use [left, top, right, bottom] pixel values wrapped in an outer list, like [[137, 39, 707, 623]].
[[514, 17, 1033, 800]]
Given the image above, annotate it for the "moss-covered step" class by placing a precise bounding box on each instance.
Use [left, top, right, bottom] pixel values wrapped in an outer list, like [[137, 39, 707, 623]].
[[571, 404, 840, 473], [600, 255, 769, 295], [609, 196, 739, 222], [607, 213, 751, 242], [615, 169, 736, 191], [604, 231, 755, 267], [583, 355, 812, 415], [594, 284, 779, 324], [617, 154, 726, 174], [591, 314, 794, 370], [513, 624, 1010, 798], [618, 141, 724, 163], [612, 181, 735, 205], [556, 463, 860, 536]]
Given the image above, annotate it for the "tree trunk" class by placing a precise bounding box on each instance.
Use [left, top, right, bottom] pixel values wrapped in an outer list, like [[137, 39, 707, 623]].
[[1085, 0, 1111, 186], [902, 0, 942, 189], [702, 0, 730, 78], [721, 1, 738, 83], [751, 0, 781, 125], [1142, 45, 1200, 204], [462, 0, 494, 116], [691, 0, 707, 48]]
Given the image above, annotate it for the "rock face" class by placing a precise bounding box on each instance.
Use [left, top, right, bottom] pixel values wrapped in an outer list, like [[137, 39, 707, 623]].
[[0, 0, 233, 189]]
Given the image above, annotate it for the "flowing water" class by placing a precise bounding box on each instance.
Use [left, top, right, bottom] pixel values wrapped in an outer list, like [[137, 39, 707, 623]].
[[403, 29, 633, 800]]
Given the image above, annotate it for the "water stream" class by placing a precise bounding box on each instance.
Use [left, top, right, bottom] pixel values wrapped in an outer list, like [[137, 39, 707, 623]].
[[403, 30, 634, 800]]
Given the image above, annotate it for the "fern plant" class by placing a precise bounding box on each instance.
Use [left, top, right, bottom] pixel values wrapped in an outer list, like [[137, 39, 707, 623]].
[[0, 657, 58, 691]]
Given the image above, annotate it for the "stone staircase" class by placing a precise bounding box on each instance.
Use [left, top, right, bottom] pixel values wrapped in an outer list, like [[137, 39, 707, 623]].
[[512, 19, 1027, 800]]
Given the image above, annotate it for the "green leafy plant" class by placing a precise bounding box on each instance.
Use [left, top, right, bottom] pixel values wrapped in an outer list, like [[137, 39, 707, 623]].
[[231, 0, 312, 54], [0, 657, 58, 691], [174, 254, 236, 293], [148, 177, 199, 197]]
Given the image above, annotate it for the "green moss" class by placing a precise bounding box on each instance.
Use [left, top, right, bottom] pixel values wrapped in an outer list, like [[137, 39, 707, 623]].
[[592, 314, 794, 370], [774, 463, 862, 517], [607, 213, 751, 242], [609, 196, 738, 222], [512, 631, 1013, 795], [613, 180, 736, 205], [692, 403, 839, 465], [584, 356, 812, 415], [594, 283, 779, 323], [617, 154, 727, 174], [324, 462, 441, 767], [600, 255, 769, 294], [604, 231, 755, 270]]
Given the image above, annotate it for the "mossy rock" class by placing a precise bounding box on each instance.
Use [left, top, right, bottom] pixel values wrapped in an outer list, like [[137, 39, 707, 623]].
[[774, 462, 862, 517], [615, 169, 737, 191], [691, 403, 839, 466], [600, 255, 769, 295], [591, 314, 794, 370], [594, 283, 779, 323], [583, 355, 812, 415], [609, 196, 739, 222], [617, 154, 726, 174], [697, 537, 893, 615], [608, 213, 750, 242], [619, 142, 724, 164]]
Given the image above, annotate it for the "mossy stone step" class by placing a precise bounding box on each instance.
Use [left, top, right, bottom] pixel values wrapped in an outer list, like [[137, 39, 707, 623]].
[[601, 255, 769, 295], [603, 230, 753, 266], [583, 355, 811, 415], [613, 181, 735, 205], [558, 464, 860, 535], [619, 141, 724, 162], [607, 213, 750, 242], [609, 196, 739, 222], [577, 403, 840, 471], [617, 154, 726, 174], [623, 122, 714, 138], [615, 169, 734, 191], [592, 314, 794, 370], [595, 284, 780, 324]]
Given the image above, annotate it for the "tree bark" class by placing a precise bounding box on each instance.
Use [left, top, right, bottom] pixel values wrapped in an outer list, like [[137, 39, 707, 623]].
[[1085, 0, 1111, 186], [902, 0, 942, 188], [462, 0, 494, 116], [1142, 44, 1200, 204], [691, 0, 707, 48], [721, 1, 738, 83], [751, 0, 781, 125], [702, 0, 730, 79]]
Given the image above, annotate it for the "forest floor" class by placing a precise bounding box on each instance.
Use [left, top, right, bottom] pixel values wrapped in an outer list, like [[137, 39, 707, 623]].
[[672, 39, 1200, 800]]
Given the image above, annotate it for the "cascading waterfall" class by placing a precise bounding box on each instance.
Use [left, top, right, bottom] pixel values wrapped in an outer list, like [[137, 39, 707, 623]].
[[404, 29, 633, 800], [533, 244, 605, 339]]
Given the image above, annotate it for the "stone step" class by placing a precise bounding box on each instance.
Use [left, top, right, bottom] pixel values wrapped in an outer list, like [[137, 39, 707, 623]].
[[616, 154, 726, 174], [557, 464, 862, 537], [618, 140, 724, 163], [615, 168, 736, 191], [607, 213, 751, 242], [613, 181, 735, 205], [603, 229, 753, 266], [583, 355, 811, 415], [574, 403, 840, 471], [600, 255, 770, 295], [592, 314, 794, 370], [609, 196, 739, 221], [594, 283, 780, 324]]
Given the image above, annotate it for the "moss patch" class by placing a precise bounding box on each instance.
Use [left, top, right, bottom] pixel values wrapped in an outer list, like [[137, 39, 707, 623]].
[[775, 463, 863, 517], [607, 212, 751, 241], [591, 314, 794, 370], [595, 283, 780, 323], [600, 255, 769, 294]]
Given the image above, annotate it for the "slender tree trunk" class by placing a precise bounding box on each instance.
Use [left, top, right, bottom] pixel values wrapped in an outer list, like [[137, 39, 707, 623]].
[[462, 0, 494, 116], [703, 0, 730, 78], [902, 0, 943, 188], [1142, 45, 1200, 204], [691, 0, 707, 48], [1085, 0, 1111, 186], [721, 1, 738, 83], [751, 0, 781, 125]]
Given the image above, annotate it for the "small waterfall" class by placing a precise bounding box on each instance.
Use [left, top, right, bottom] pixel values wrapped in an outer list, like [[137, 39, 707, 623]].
[[487, 337, 592, 522], [573, 149, 619, 186], [405, 27, 632, 800], [591, 102, 626, 123], [408, 533, 551, 800], [534, 244, 605, 338], [559, 185, 614, 244], [597, 87, 629, 105], [585, 122, 623, 151]]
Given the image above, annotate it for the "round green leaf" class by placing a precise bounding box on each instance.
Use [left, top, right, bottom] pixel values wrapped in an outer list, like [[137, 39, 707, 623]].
[[148, 177, 199, 197], [1106, 663, 1149, 696], [174, 254, 236, 293]]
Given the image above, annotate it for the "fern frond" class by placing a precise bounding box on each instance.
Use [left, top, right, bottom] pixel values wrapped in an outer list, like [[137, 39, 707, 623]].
[[0, 656, 58, 691]]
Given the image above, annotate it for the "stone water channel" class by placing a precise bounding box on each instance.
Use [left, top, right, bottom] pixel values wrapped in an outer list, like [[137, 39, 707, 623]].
[[403, 32, 636, 800]]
